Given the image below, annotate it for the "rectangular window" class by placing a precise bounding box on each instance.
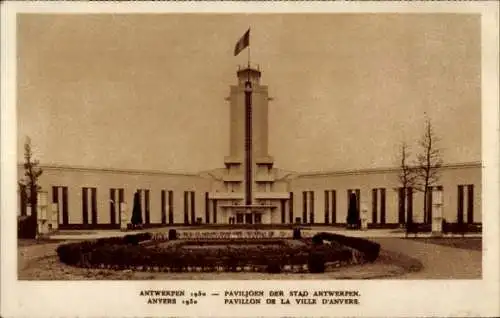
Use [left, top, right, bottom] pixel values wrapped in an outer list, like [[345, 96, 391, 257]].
[[52, 186, 59, 206], [205, 192, 210, 224], [331, 190, 336, 223], [109, 189, 116, 225], [302, 191, 308, 224], [347, 189, 361, 211], [161, 190, 167, 224], [289, 192, 294, 223], [356, 189, 361, 212], [135, 189, 150, 225], [82, 188, 88, 225], [467, 185, 474, 224], [109, 188, 123, 226], [372, 188, 386, 224], [168, 190, 174, 224], [183, 191, 189, 225], [458, 184, 474, 224], [82, 187, 97, 225], [213, 200, 218, 224], [53, 186, 69, 225], [425, 187, 433, 224], [144, 189, 150, 225], [62, 187, 69, 225], [380, 188, 386, 224], [91, 188, 97, 225], [309, 191, 315, 224], [324, 190, 330, 224], [457, 185, 464, 224], [281, 199, 286, 224], [190, 191, 195, 225], [398, 187, 405, 224], [372, 188, 378, 224], [118, 189, 123, 224], [407, 187, 413, 223]]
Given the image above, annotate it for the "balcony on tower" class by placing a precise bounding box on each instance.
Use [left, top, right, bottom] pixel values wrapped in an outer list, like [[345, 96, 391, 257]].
[[224, 156, 242, 166], [208, 192, 244, 200], [222, 174, 243, 182], [255, 174, 275, 183], [255, 156, 274, 166], [254, 192, 290, 200], [237, 65, 261, 86]]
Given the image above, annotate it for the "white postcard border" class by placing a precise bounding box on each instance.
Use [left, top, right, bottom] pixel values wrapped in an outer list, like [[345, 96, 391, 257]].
[[1, 1, 499, 317]]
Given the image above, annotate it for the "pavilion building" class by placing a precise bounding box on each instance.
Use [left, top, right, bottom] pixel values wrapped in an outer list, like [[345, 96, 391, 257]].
[[17, 67, 482, 229]]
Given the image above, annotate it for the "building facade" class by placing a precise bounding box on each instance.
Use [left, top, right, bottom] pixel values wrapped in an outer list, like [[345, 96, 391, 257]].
[[17, 67, 482, 229]]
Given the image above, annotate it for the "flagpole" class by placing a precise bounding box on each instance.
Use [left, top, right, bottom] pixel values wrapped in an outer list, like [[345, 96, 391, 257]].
[[247, 45, 251, 69], [247, 27, 251, 69]]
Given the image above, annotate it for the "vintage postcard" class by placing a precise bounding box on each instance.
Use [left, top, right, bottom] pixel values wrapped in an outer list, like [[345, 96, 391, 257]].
[[1, 1, 499, 317]]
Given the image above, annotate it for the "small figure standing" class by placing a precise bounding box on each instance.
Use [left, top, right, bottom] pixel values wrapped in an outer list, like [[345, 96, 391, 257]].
[[360, 202, 369, 231]]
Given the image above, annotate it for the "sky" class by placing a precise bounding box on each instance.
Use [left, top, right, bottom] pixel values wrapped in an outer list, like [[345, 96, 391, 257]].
[[17, 14, 481, 173]]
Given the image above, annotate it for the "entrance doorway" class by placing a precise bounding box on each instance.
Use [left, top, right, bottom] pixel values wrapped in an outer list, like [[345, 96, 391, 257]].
[[234, 211, 263, 224], [245, 213, 253, 224]]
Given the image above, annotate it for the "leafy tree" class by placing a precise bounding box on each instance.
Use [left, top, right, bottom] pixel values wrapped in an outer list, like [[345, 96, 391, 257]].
[[19, 137, 43, 238], [415, 117, 443, 224]]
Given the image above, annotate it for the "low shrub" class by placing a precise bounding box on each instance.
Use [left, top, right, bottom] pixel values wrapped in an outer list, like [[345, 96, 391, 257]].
[[266, 258, 282, 273], [18, 215, 37, 239], [312, 232, 380, 262], [311, 235, 323, 246], [443, 221, 481, 235], [308, 248, 326, 273], [94, 237, 124, 246], [406, 223, 432, 235], [123, 232, 151, 245], [57, 232, 153, 266]]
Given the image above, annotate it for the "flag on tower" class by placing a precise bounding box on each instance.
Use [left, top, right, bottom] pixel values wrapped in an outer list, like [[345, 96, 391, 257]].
[[234, 29, 250, 56]]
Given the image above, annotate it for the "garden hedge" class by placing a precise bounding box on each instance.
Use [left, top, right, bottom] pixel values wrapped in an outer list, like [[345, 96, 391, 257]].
[[406, 221, 482, 236], [442, 220, 482, 235], [56, 232, 354, 273], [311, 232, 381, 262]]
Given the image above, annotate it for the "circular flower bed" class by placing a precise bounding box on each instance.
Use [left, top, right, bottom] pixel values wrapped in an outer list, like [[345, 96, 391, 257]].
[[56, 231, 380, 274]]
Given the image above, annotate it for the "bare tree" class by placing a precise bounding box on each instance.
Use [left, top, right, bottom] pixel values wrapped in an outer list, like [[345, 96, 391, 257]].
[[19, 137, 43, 238], [415, 117, 443, 224], [397, 141, 416, 225], [398, 141, 417, 190]]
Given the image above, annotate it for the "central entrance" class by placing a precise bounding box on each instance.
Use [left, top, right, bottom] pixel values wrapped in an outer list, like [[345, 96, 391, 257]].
[[235, 211, 263, 224], [245, 213, 253, 224]]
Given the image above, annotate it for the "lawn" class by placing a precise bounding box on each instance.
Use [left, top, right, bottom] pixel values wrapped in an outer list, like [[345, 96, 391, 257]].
[[411, 237, 482, 251]]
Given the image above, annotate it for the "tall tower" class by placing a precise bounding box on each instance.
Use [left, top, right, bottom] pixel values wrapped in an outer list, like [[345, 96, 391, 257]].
[[226, 66, 273, 196], [208, 66, 289, 225]]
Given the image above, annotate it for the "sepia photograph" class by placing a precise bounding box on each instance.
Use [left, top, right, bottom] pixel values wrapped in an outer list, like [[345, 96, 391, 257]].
[[1, 1, 499, 318]]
